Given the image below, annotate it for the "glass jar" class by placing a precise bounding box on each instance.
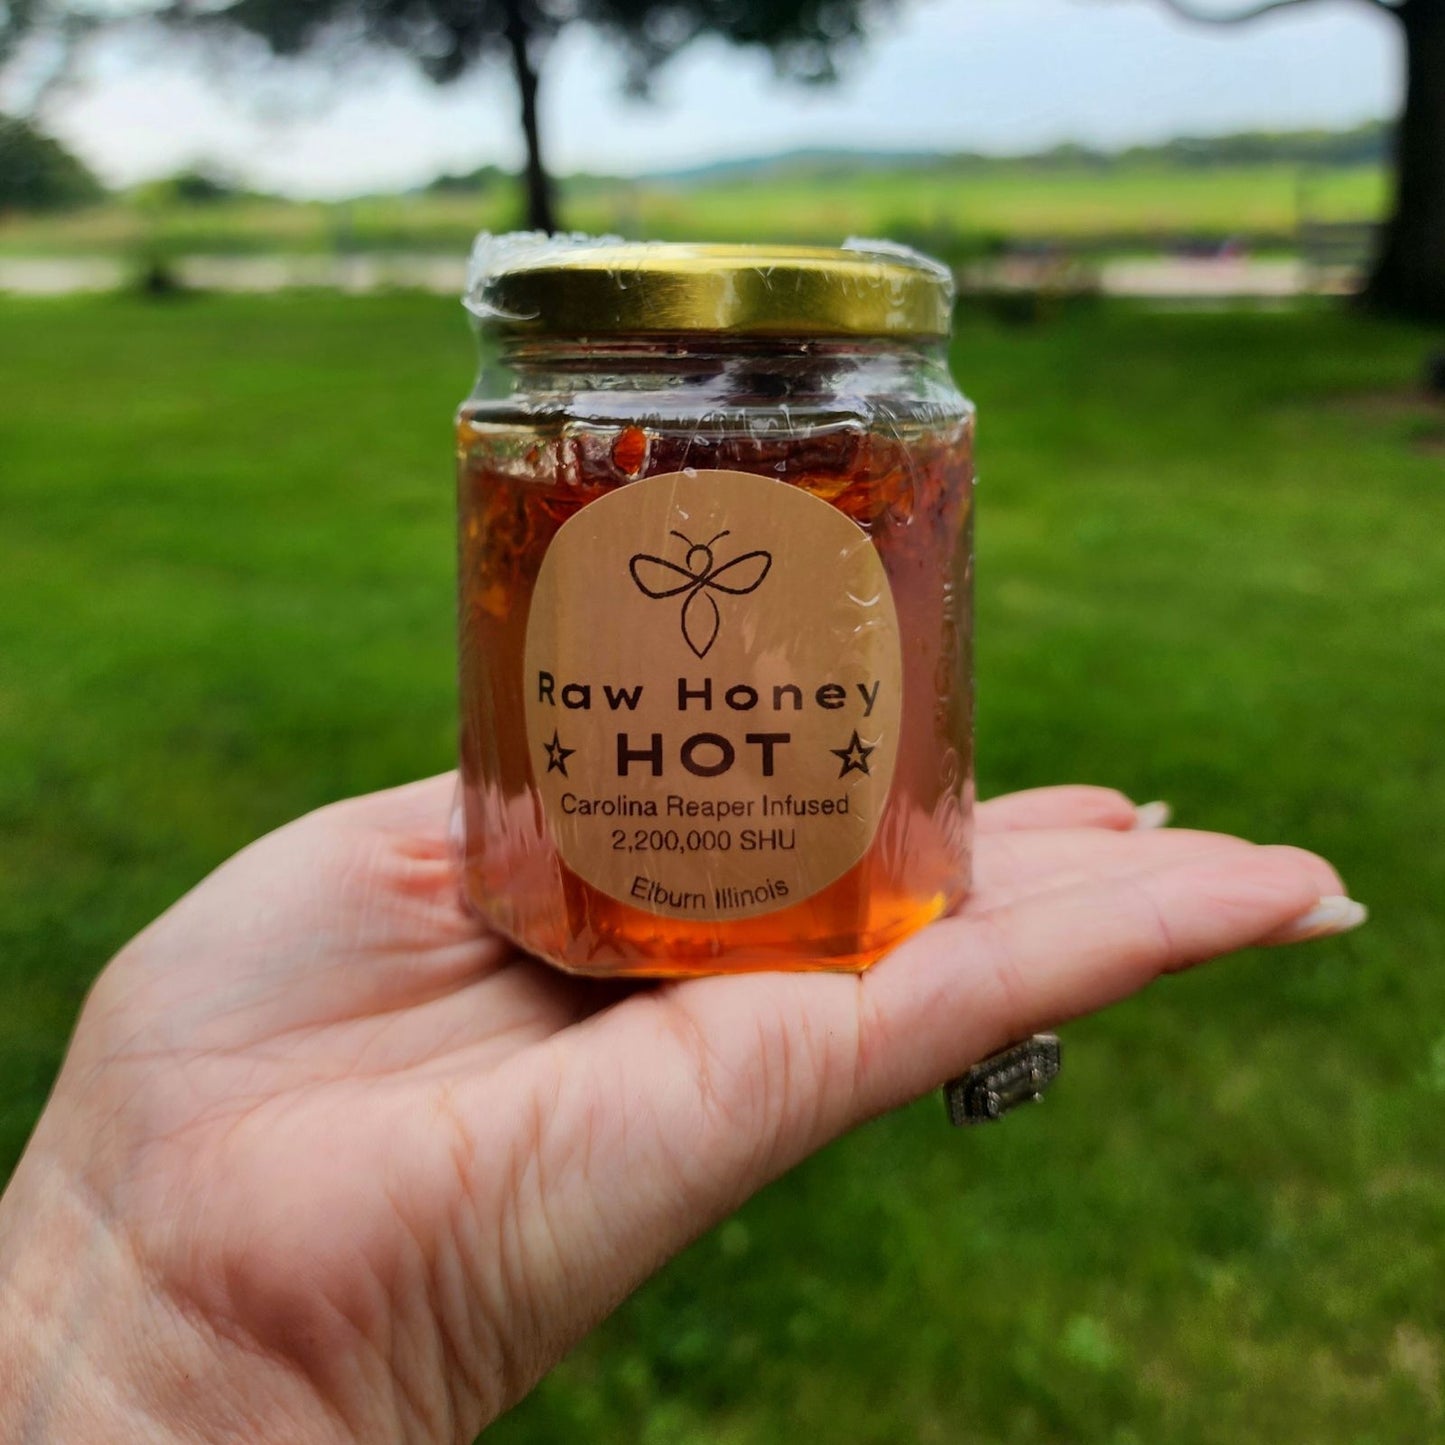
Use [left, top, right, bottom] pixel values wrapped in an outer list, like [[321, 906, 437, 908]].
[[456, 238, 974, 977]]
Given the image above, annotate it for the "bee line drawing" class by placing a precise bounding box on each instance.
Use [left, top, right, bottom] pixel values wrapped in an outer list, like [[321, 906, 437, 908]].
[[628, 530, 773, 659]]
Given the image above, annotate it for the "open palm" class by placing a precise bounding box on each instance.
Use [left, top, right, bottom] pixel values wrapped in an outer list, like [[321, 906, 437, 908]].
[[0, 776, 1352, 1444]]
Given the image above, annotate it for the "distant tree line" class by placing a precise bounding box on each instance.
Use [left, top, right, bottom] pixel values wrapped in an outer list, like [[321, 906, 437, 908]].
[[2, 116, 1393, 215], [1014, 122, 1392, 171], [424, 124, 1394, 193], [144, 167, 250, 205], [424, 163, 510, 195]]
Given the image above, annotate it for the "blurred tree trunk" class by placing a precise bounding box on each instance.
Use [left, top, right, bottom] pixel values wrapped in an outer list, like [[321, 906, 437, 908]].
[[501, 0, 557, 233], [1364, 0, 1445, 322]]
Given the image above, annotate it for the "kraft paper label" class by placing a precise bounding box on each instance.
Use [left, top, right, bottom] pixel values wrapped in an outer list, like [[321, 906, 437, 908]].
[[522, 469, 902, 920]]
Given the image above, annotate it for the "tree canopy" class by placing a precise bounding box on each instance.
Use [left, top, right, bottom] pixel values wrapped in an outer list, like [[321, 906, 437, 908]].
[[1, 0, 890, 231], [0, 113, 103, 211]]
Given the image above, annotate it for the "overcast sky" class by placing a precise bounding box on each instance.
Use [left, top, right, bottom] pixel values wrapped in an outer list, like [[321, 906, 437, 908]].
[[33, 0, 1399, 197]]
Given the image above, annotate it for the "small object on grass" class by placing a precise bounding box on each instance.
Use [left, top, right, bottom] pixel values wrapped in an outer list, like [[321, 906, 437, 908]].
[[944, 1034, 1062, 1126], [1424, 350, 1445, 399], [133, 255, 183, 300]]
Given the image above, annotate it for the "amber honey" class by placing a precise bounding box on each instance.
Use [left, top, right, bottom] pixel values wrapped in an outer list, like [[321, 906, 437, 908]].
[[457, 241, 974, 976]]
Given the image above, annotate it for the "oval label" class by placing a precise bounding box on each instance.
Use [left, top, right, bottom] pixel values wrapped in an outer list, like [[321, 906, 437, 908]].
[[522, 469, 902, 920]]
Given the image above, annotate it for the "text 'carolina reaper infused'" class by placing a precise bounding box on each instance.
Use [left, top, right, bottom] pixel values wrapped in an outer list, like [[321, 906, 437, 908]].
[[456, 235, 975, 977]]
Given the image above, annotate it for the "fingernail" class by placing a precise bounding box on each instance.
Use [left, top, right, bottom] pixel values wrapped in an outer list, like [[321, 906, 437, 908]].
[[1132, 800, 1173, 831], [1275, 895, 1369, 944]]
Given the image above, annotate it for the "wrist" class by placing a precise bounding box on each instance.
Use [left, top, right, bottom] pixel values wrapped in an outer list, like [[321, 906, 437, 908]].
[[0, 1150, 346, 1445], [0, 1152, 195, 1442]]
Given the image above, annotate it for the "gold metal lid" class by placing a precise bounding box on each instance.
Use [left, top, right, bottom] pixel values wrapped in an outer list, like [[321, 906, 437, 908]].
[[464, 236, 955, 339]]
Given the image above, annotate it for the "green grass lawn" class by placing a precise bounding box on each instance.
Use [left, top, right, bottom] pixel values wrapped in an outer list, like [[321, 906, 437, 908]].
[[2, 292, 1443, 1443], [0, 159, 1384, 258]]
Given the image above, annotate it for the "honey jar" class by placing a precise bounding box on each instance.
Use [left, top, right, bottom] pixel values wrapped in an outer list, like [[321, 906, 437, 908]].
[[456, 237, 974, 976]]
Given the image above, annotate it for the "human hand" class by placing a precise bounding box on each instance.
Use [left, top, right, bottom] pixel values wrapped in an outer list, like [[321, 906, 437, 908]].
[[0, 777, 1362, 1444]]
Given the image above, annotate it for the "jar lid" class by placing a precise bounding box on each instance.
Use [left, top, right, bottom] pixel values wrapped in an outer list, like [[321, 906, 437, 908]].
[[464, 234, 955, 339]]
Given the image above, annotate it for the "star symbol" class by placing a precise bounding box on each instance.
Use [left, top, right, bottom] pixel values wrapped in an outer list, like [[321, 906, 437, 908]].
[[543, 730, 576, 778], [830, 730, 875, 779]]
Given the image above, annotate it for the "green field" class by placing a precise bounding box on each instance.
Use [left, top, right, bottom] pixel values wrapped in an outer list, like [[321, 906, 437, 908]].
[[2, 292, 1442, 1443], [0, 158, 1385, 258]]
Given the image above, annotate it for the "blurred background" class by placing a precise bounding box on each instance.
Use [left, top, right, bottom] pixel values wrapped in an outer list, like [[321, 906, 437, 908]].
[[2, 2, 1442, 1442]]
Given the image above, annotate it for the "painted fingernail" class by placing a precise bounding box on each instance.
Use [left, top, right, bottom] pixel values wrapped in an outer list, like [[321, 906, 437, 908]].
[[1275, 895, 1369, 944], [1132, 800, 1173, 831]]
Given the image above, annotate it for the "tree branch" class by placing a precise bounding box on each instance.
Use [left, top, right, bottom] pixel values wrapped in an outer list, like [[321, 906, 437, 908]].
[[1152, 0, 1400, 24]]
